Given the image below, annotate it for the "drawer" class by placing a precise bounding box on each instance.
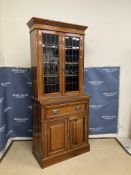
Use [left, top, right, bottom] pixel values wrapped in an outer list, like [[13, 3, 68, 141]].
[[44, 102, 86, 119]]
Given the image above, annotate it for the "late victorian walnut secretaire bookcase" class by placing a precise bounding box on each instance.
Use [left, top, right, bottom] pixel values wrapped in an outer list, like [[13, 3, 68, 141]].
[[27, 17, 90, 168]]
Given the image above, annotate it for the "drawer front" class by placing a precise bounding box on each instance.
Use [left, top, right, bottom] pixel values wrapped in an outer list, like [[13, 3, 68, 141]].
[[44, 102, 86, 119]]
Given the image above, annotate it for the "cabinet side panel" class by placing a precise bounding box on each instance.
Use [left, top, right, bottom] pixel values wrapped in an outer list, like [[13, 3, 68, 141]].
[[30, 30, 38, 98], [32, 102, 43, 158], [86, 99, 89, 143]]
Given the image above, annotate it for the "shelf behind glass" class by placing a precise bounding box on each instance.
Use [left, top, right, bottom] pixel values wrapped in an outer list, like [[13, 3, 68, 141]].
[[42, 33, 60, 94], [44, 74, 59, 77], [65, 36, 80, 92], [65, 62, 78, 65]]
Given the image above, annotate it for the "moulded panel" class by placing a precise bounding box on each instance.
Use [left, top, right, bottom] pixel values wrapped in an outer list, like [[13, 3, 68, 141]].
[[69, 114, 87, 149], [46, 118, 68, 156]]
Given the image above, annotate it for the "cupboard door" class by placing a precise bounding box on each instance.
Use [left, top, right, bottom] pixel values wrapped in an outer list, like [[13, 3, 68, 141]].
[[46, 118, 68, 156], [63, 34, 84, 95], [41, 31, 62, 95], [69, 114, 87, 149]]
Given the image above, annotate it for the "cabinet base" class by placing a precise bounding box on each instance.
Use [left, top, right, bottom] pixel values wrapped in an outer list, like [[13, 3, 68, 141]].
[[33, 144, 90, 168]]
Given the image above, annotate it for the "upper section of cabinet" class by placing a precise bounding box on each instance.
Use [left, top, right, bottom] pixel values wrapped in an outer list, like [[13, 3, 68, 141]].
[[27, 17, 88, 35], [27, 18, 87, 99]]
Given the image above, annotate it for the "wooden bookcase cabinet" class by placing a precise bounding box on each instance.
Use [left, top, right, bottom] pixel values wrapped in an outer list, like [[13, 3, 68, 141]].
[[27, 17, 90, 168]]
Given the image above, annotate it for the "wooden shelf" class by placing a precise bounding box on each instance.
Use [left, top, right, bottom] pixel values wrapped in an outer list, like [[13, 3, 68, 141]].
[[42, 44, 59, 48], [65, 47, 79, 49], [65, 62, 78, 65], [44, 74, 59, 77], [65, 74, 79, 77], [43, 61, 59, 64]]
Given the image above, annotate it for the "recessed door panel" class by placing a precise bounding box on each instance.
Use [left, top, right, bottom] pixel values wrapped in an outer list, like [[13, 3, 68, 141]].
[[69, 114, 87, 149], [46, 118, 68, 156]]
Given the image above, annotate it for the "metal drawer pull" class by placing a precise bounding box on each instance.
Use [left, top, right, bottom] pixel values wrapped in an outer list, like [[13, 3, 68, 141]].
[[75, 105, 81, 111], [52, 109, 59, 115]]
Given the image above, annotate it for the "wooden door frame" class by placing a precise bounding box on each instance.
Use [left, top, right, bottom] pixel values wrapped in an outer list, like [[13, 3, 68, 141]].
[[38, 30, 63, 98], [62, 33, 84, 96]]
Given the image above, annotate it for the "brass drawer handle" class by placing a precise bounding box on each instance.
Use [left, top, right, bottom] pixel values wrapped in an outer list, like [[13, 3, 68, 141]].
[[51, 109, 59, 115], [75, 105, 81, 111]]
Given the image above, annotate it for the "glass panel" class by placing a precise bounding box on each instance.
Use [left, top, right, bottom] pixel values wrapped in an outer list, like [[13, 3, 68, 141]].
[[65, 36, 80, 92], [42, 33, 60, 94]]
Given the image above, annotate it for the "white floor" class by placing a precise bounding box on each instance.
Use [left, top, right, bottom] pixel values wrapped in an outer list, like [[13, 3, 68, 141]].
[[117, 137, 131, 155]]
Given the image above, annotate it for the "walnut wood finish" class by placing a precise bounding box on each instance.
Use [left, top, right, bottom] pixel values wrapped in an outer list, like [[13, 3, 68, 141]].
[[27, 17, 87, 34], [32, 97, 90, 168], [27, 17, 90, 168]]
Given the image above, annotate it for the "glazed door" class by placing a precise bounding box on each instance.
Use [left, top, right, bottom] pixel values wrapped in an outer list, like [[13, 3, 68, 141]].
[[63, 34, 84, 95], [41, 30, 63, 96], [46, 118, 68, 156], [69, 114, 87, 149], [39, 31, 84, 97]]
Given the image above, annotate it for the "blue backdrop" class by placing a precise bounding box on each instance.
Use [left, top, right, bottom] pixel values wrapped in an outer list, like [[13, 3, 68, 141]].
[[84, 67, 120, 135], [0, 67, 120, 152], [0, 67, 32, 151]]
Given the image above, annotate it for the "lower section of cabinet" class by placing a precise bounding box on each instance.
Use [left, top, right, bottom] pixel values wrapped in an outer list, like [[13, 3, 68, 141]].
[[32, 95, 90, 168], [33, 144, 90, 168]]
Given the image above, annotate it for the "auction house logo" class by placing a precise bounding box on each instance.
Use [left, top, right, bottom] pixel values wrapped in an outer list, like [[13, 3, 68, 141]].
[[28, 105, 32, 110], [102, 92, 117, 97], [11, 68, 28, 74], [101, 115, 117, 120], [89, 105, 104, 109], [102, 68, 118, 73], [14, 117, 29, 122], [12, 93, 28, 98], [89, 126, 103, 132], [27, 82, 32, 86], [1, 82, 11, 87], [88, 80, 104, 86], [28, 129, 32, 133]]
